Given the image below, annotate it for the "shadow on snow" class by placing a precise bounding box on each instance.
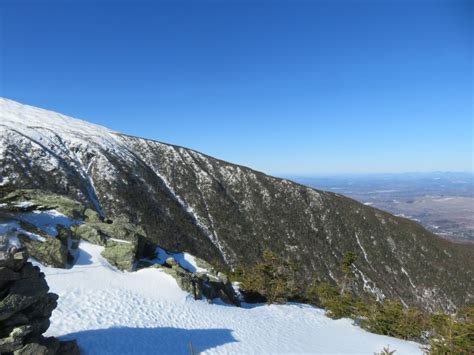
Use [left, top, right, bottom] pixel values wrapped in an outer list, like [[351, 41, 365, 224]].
[[61, 326, 237, 354]]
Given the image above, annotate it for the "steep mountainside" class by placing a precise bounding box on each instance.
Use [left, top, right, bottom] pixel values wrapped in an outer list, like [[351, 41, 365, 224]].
[[0, 97, 472, 312]]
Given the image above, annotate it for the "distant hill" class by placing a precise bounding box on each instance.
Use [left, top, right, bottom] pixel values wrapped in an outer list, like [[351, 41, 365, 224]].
[[292, 172, 474, 242]]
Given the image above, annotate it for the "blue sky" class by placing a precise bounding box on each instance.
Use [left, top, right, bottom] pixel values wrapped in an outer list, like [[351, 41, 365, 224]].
[[1, 0, 472, 175]]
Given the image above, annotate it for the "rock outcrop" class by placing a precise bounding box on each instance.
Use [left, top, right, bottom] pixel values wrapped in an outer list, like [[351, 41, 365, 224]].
[[163, 258, 240, 306], [0, 241, 79, 354], [139, 256, 241, 306], [70, 217, 143, 271]]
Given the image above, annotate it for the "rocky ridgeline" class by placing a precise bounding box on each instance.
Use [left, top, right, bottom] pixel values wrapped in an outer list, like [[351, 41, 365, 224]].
[[0, 240, 79, 354]]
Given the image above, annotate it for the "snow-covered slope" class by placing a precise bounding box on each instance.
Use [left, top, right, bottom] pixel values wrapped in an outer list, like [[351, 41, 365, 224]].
[[39, 241, 422, 355], [1, 97, 472, 312]]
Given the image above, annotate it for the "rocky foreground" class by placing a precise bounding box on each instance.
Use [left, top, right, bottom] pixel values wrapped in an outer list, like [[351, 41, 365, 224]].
[[0, 240, 79, 355]]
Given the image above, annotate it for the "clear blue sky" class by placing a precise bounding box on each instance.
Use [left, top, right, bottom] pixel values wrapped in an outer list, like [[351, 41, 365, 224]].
[[1, 0, 472, 175]]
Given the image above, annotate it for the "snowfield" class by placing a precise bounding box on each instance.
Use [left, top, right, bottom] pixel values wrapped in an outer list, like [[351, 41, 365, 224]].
[[38, 241, 423, 355]]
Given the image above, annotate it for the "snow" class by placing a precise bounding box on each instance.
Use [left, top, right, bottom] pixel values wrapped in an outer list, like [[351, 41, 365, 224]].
[[0, 176, 10, 186], [0, 209, 80, 249], [16, 210, 80, 236], [37, 241, 423, 355], [0, 97, 117, 146], [401, 267, 417, 289], [148, 246, 208, 273], [355, 233, 369, 263], [14, 201, 34, 208], [108, 238, 132, 244], [0, 220, 46, 243]]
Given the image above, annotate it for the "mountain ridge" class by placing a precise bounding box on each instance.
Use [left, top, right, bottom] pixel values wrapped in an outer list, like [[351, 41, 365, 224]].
[[1, 97, 472, 312]]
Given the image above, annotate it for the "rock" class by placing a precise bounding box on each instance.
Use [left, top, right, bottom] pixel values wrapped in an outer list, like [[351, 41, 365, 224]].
[[1, 189, 86, 220], [0, 276, 49, 321], [194, 257, 214, 273], [0, 251, 80, 354], [14, 336, 60, 355], [70, 239, 80, 250], [165, 257, 178, 267], [57, 339, 80, 355], [163, 264, 240, 306], [84, 208, 101, 223], [163, 266, 202, 299], [20, 263, 40, 279], [71, 224, 106, 246], [0, 266, 21, 288], [1, 312, 29, 328], [56, 226, 72, 246], [136, 260, 158, 270], [13, 342, 50, 355], [0, 251, 27, 271], [0, 333, 23, 353], [217, 272, 229, 284], [94, 215, 145, 242], [10, 325, 33, 338], [18, 235, 68, 268], [101, 241, 137, 271]]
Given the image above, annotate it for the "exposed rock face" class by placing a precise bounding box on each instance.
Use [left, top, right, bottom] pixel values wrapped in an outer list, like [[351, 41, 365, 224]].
[[0, 244, 79, 354], [100, 240, 137, 271], [145, 257, 241, 306], [1, 98, 473, 312], [17, 236, 68, 269]]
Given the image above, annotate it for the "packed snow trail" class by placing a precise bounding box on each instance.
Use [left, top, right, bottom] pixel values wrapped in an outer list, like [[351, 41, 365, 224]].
[[38, 241, 423, 354]]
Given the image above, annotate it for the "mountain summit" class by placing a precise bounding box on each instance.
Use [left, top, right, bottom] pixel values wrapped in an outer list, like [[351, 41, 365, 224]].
[[0, 97, 472, 312]]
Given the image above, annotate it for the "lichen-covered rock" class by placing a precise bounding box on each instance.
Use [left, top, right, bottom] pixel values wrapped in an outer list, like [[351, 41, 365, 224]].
[[101, 240, 137, 271], [161, 262, 240, 306], [84, 208, 101, 223], [0, 276, 50, 321], [13, 342, 51, 355], [92, 215, 145, 243], [18, 235, 68, 268], [56, 226, 72, 246], [70, 216, 144, 270], [194, 257, 215, 273], [0, 189, 85, 219], [70, 224, 106, 245], [71, 216, 143, 247]]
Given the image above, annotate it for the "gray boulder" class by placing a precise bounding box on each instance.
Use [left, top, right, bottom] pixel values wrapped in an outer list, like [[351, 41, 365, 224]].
[[0, 250, 80, 354]]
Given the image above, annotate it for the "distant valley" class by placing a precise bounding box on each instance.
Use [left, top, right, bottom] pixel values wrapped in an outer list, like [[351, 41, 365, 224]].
[[293, 172, 474, 242]]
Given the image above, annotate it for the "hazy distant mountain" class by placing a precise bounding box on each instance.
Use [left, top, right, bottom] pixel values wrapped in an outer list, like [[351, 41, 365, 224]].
[[293, 173, 474, 242], [1, 98, 472, 312]]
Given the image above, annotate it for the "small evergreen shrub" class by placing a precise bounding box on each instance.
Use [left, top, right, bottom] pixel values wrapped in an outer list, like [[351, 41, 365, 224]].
[[233, 250, 299, 304]]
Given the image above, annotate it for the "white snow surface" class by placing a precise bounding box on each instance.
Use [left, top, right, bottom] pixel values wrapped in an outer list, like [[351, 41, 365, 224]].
[[0, 97, 117, 145], [39, 241, 423, 355], [16, 209, 80, 236], [151, 246, 208, 273]]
